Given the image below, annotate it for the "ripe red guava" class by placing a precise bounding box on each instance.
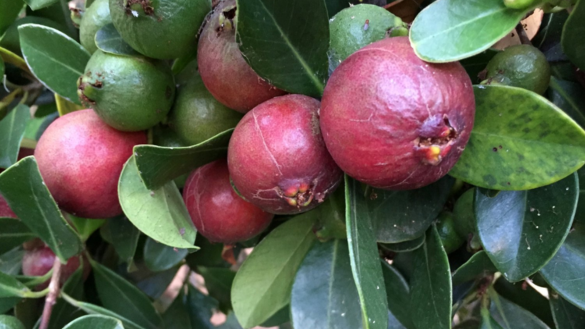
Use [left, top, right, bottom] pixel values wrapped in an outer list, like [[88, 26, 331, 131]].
[[197, 0, 286, 113], [35, 110, 147, 219], [228, 94, 343, 214], [183, 159, 273, 244], [0, 194, 17, 218], [320, 37, 475, 190], [22, 246, 87, 289]]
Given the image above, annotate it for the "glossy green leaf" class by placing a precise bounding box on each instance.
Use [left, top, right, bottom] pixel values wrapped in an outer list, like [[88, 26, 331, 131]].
[[185, 236, 229, 270], [480, 306, 504, 329], [18, 24, 90, 104], [452, 251, 496, 286], [236, 0, 329, 97], [0, 218, 35, 255], [23, 0, 58, 10], [291, 239, 363, 329], [197, 267, 235, 313], [460, 49, 500, 83], [547, 77, 585, 128], [92, 261, 162, 329], [409, 225, 451, 329], [135, 266, 179, 300], [494, 278, 554, 328], [0, 0, 24, 36], [232, 212, 317, 328], [260, 305, 289, 327], [0, 104, 30, 169], [0, 247, 25, 275], [345, 176, 388, 329], [489, 290, 550, 329], [380, 235, 425, 253], [62, 315, 124, 329], [95, 23, 139, 57], [68, 215, 104, 242], [476, 173, 577, 282], [162, 289, 191, 329], [314, 186, 346, 240], [0, 47, 30, 74], [60, 294, 145, 329], [49, 269, 85, 329], [409, 0, 527, 62], [118, 157, 197, 250], [450, 85, 585, 190], [549, 291, 585, 329], [134, 129, 232, 190], [370, 176, 454, 243], [100, 216, 140, 270], [562, 0, 585, 71], [381, 262, 413, 329], [0, 156, 82, 262], [186, 285, 217, 329], [0, 315, 25, 329], [0, 271, 30, 298], [533, 11, 569, 60], [143, 237, 188, 272]]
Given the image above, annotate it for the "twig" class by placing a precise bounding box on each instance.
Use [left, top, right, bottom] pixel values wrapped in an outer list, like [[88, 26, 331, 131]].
[[515, 23, 532, 45], [39, 258, 63, 329]]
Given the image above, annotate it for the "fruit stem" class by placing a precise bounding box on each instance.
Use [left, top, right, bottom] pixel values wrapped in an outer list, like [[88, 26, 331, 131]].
[[39, 257, 62, 329], [515, 23, 532, 45]]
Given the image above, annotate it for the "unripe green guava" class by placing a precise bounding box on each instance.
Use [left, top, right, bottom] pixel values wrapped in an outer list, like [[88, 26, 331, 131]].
[[80, 0, 112, 54], [436, 211, 465, 254], [78, 50, 175, 131]]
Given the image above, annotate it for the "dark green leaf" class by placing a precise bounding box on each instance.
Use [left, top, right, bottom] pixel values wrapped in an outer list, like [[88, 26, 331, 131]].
[[232, 212, 317, 328], [494, 278, 554, 328], [547, 77, 585, 128], [23, 0, 58, 10], [409, 225, 451, 329], [480, 305, 504, 329], [380, 235, 425, 253], [92, 261, 163, 329], [0, 271, 30, 298], [236, 0, 329, 96], [143, 237, 188, 272], [314, 186, 346, 240], [0, 247, 25, 275], [62, 315, 124, 329], [0, 0, 24, 36], [135, 266, 178, 300], [162, 289, 191, 329], [489, 290, 549, 329], [0, 297, 20, 314], [291, 239, 363, 329], [134, 129, 231, 190], [60, 294, 145, 329], [450, 85, 585, 190], [409, 0, 527, 62], [345, 176, 388, 329], [0, 315, 25, 329], [67, 215, 104, 242], [476, 173, 577, 282], [217, 313, 243, 329], [325, 0, 348, 17], [100, 216, 140, 270], [0, 56, 4, 80], [197, 267, 235, 313], [562, 0, 585, 71], [452, 251, 496, 286], [549, 291, 585, 329], [49, 269, 85, 329], [18, 24, 90, 104], [460, 49, 500, 83], [0, 218, 35, 255], [381, 262, 413, 329], [0, 47, 30, 74], [185, 236, 229, 269], [186, 285, 217, 329], [0, 157, 82, 262], [95, 23, 139, 57], [533, 11, 569, 60], [0, 104, 31, 169], [260, 305, 289, 327], [118, 157, 197, 250], [370, 176, 454, 243]]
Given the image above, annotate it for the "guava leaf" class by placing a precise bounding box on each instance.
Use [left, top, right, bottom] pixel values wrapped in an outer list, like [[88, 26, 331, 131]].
[[547, 77, 585, 128], [135, 266, 180, 300], [380, 235, 425, 253], [450, 85, 585, 190], [0, 271, 30, 298], [162, 289, 192, 329], [23, 0, 59, 11], [60, 295, 145, 329], [325, 0, 348, 17], [452, 251, 496, 286], [55, 94, 83, 117], [197, 267, 235, 314], [0, 315, 25, 329], [533, 11, 569, 60], [0, 104, 31, 169], [143, 237, 188, 272], [0, 47, 30, 74], [95, 24, 140, 57], [0, 247, 25, 276], [549, 291, 585, 329], [562, 0, 585, 71], [476, 173, 577, 282], [0, 56, 4, 79], [185, 285, 218, 329], [381, 262, 413, 329], [49, 269, 85, 329], [489, 290, 550, 329], [460, 49, 500, 83], [0, 0, 24, 36], [100, 216, 140, 271], [0, 218, 35, 256], [62, 315, 124, 329], [494, 278, 555, 328]]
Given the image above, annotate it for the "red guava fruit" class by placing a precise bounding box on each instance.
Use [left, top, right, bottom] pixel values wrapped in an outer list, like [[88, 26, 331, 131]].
[[0, 194, 17, 218], [21, 246, 88, 290], [320, 36, 475, 190], [197, 0, 286, 113], [35, 110, 147, 218], [228, 94, 343, 214], [183, 159, 273, 244]]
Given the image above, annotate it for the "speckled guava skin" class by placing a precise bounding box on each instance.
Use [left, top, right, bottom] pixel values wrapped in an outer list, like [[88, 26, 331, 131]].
[[228, 95, 343, 215], [197, 0, 286, 113], [35, 110, 147, 218], [80, 0, 112, 54], [22, 246, 89, 290], [183, 159, 273, 244], [320, 37, 475, 190]]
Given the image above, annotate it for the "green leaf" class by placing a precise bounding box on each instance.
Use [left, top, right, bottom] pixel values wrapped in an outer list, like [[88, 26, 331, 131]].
[[291, 239, 363, 329], [0, 315, 25, 329], [18, 24, 90, 104], [197, 267, 235, 313], [370, 176, 454, 243], [185, 285, 217, 329], [0, 247, 25, 275], [460, 49, 500, 83], [450, 85, 585, 190], [60, 294, 145, 329], [236, 0, 329, 97], [0, 271, 30, 298], [118, 157, 197, 250], [68, 215, 105, 242], [0, 104, 31, 169], [92, 261, 163, 329], [409, 225, 451, 329], [452, 251, 496, 286], [232, 212, 317, 328], [185, 236, 229, 269], [494, 278, 555, 328], [533, 11, 569, 59], [135, 266, 179, 300], [409, 0, 527, 62], [380, 235, 425, 253], [23, 0, 58, 10], [143, 237, 188, 272], [0, 56, 4, 79], [549, 291, 585, 329], [480, 305, 504, 329], [162, 289, 191, 329], [49, 269, 85, 329], [476, 173, 577, 282], [0, 47, 30, 74], [0, 218, 35, 255], [260, 305, 289, 327], [562, 0, 585, 71], [0, 0, 24, 36], [489, 290, 550, 329], [325, 0, 348, 17], [62, 315, 124, 329], [95, 23, 140, 57], [381, 262, 413, 329], [134, 129, 232, 190], [55, 94, 83, 117], [547, 77, 585, 128], [100, 216, 140, 270], [0, 156, 82, 262], [345, 176, 388, 329], [0, 297, 20, 314]]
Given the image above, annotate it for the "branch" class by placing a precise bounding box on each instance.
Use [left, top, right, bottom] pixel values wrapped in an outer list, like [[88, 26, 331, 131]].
[[39, 257, 63, 329], [515, 23, 532, 45]]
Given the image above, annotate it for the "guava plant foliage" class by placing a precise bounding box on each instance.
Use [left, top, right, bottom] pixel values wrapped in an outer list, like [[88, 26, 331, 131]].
[[0, 0, 584, 328]]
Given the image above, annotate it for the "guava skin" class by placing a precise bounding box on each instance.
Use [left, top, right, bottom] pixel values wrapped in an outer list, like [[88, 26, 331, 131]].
[[320, 37, 475, 190], [80, 0, 112, 54], [228, 94, 343, 215], [109, 0, 211, 59], [35, 110, 147, 219], [0, 195, 17, 218], [183, 159, 273, 244], [21, 246, 86, 290], [197, 0, 286, 113], [78, 50, 175, 131]]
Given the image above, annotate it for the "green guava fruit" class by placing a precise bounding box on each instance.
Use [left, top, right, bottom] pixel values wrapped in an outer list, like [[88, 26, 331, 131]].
[[436, 211, 465, 254], [453, 188, 476, 239], [78, 50, 175, 131], [485, 44, 551, 95], [109, 0, 211, 59], [0, 17, 67, 55], [80, 0, 112, 54], [504, 0, 543, 9]]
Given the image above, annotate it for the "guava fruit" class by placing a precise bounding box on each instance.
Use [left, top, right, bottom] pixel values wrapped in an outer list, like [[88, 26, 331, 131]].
[[453, 188, 482, 250], [183, 159, 273, 244], [0, 17, 67, 55], [167, 71, 242, 146], [0, 195, 17, 218], [485, 44, 551, 95], [78, 50, 175, 131], [436, 211, 464, 254], [320, 36, 475, 190], [504, 0, 543, 9], [197, 0, 286, 113], [80, 0, 112, 54], [35, 110, 146, 219], [109, 0, 211, 59], [22, 246, 87, 289], [228, 94, 343, 215]]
